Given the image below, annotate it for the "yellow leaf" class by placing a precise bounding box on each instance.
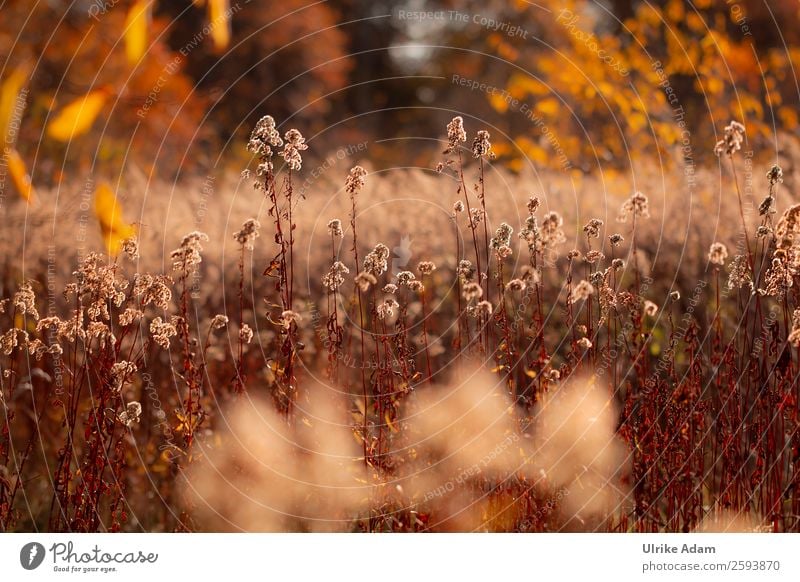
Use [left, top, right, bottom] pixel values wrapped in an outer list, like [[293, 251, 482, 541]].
[[6, 149, 35, 203], [47, 90, 108, 142], [0, 67, 27, 143], [535, 97, 559, 116], [124, 0, 151, 64], [488, 91, 509, 114], [94, 182, 135, 256], [208, 0, 231, 51]]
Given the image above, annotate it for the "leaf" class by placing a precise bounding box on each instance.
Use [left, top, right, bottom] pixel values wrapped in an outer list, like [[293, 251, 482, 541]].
[[47, 90, 108, 142], [124, 0, 151, 65], [0, 67, 27, 143], [94, 182, 135, 256], [6, 149, 35, 203], [385, 411, 398, 433], [208, 0, 231, 52]]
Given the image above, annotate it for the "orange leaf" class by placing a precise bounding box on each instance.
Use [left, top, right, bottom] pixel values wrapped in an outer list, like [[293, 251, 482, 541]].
[[47, 90, 108, 142], [208, 0, 231, 52], [94, 182, 135, 256], [6, 149, 34, 203], [0, 67, 28, 143], [124, 0, 151, 64]]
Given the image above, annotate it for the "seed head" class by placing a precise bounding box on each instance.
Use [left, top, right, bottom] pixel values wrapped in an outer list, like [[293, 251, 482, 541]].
[[713, 121, 746, 157], [233, 218, 261, 250], [462, 281, 483, 301], [363, 243, 390, 276], [617, 191, 650, 222], [322, 261, 350, 291], [418, 261, 436, 275], [327, 219, 344, 237], [708, 242, 728, 266], [445, 116, 467, 153], [150, 316, 177, 349], [118, 401, 142, 427], [247, 115, 283, 162], [355, 271, 377, 291], [281, 129, 308, 171], [583, 218, 603, 239], [570, 280, 594, 304], [345, 166, 367, 195], [472, 130, 493, 158]]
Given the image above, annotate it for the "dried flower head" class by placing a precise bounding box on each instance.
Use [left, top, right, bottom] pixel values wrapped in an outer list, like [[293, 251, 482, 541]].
[[118, 308, 142, 327], [247, 115, 283, 162], [570, 280, 594, 304], [453, 200, 465, 214], [458, 260, 475, 282], [469, 207, 485, 227], [727, 254, 752, 291], [132, 274, 173, 310], [585, 250, 605, 264], [150, 316, 177, 349], [767, 164, 783, 187], [583, 218, 603, 239], [527, 197, 540, 215], [376, 298, 399, 320], [345, 166, 368, 194], [211, 314, 229, 330], [670, 290, 681, 301], [708, 242, 729, 266], [13, 281, 38, 320], [170, 231, 209, 271], [407, 280, 425, 293], [322, 261, 350, 291], [354, 271, 377, 292], [577, 337, 592, 349], [462, 281, 483, 302], [617, 191, 650, 222], [416, 261, 436, 276], [643, 300, 658, 317], [239, 323, 254, 344], [445, 116, 467, 153], [110, 361, 137, 391], [472, 130, 492, 158], [363, 243, 390, 276], [541, 211, 566, 247], [774, 204, 800, 250], [609, 233, 624, 246], [713, 120, 746, 157], [382, 283, 397, 294], [490, 223, 514, 251], [121, 237, 140, 260], [118, 401, 142, 427], [280, 128, 308, 171], [396, 271, 416, 286], [234, 218, 261, 250], [327, 219, 343, 237]]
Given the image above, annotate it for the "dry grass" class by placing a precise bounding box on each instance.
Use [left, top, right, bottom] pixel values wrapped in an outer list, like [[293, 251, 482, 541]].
[[1, 116, 799, 532]]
